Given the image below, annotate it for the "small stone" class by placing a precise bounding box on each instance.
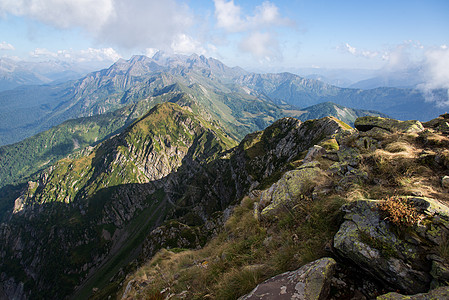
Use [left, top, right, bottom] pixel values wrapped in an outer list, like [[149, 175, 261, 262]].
[[442, 176, 449, 189]]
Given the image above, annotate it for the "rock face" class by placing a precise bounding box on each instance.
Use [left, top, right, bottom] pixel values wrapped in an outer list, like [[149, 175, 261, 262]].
[[240, 258, 336, 300], [333, 197, 449, 294], [354, 116, 424, 133]]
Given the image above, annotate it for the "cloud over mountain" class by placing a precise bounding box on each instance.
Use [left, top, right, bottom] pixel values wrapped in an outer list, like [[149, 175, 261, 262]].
[[419, 45, 449, 106], [0, 0, 196, 52], [29, 47, 121, 63], [213, 0, 293, 61], [0, 41, 15, 50]]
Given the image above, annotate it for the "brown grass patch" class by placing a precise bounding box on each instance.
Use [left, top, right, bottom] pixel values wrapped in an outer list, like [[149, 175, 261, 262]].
[[378, 196, 423, 228]]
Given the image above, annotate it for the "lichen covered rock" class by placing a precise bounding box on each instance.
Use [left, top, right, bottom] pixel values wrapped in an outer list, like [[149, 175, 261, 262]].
[[333, 197, 449, 294], [258, 166, 322, 218], [377, 286, 449, 300], [239, 257, 336, 300]]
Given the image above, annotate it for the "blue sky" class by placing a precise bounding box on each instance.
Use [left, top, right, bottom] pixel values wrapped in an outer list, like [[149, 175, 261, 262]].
[[0, 0, 447, 73]]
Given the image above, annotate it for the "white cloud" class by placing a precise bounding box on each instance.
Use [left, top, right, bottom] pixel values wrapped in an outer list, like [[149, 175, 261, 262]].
[[380, 41, 424, 70], [214, 0, 293, 32], [145, 48, 159, 58], [418, 45, 449, 106], [344, 43, 356, 55], [341, 43, 378, 58], [250, 1, 292, 28], [0, 0, 114, 30], [214, 1, 292, 63], [239, 31, 280, 62], [171, 34, 206, 55], [30, 48, 57, 58], [29, 47, 121, 63], [98, 0, 193, 50], [214, 0, 244, 32], [0, 0, 195, 51], [0, 41, 15, 50]]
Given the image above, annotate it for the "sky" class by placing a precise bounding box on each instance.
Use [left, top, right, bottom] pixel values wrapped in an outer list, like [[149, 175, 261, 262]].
[[0, 0, 448, 76]]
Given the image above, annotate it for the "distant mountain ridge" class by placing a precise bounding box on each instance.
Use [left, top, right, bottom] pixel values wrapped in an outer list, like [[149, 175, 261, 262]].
[[0, 57, 110, 91], [0, 52, 445, 146], [237, 72, 443, 121]]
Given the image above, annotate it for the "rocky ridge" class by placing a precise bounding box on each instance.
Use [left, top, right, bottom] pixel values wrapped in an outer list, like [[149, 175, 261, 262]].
[[120, 114, 449, 300]]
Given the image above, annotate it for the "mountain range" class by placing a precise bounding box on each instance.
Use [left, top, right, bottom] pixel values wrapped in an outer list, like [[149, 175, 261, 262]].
[[0, 52, 445, 146], [0, 52, 448, 299]]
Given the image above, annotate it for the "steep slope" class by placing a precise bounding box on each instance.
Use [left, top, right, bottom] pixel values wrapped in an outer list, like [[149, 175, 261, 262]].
[[0, 92, 185, 192], [0, 104, 352, 299], [0, 102, 236, 299], [86, 116, 351, 298]]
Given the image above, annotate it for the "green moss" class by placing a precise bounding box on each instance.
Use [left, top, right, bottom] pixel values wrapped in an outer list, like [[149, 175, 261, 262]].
[[358, 230, 397, 258], [319, 138, 339, 151]]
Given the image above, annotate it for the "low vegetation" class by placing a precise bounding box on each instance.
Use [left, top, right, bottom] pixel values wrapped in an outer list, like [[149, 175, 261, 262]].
[[120, 193, 345, 300], [377, 196, 423, 228]]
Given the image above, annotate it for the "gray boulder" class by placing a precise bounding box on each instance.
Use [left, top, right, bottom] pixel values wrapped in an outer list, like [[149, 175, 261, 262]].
[[240, 257, 336, 300], [333, 197, 449, 294], [258, 165, 322, 219]]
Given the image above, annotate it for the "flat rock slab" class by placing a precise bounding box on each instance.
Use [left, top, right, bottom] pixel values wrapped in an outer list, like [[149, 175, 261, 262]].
[[240, 257, 336, 300]]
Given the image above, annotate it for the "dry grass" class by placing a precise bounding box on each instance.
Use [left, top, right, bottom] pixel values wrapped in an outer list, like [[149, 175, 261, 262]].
[[384, 141, 415, 154], [120, 192, 345, 299], [377, 196, 423, 228]]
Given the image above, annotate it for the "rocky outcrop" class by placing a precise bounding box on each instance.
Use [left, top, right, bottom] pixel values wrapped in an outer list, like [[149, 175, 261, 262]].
[[354, 116, 424, 133], [423, 113, 449, 133], [240, 258, 336, 300], [258, 163, 322, 219], [142, 220, 204, 259], [333, 197, 449, 294], [377, 286, 449, 300], [0, 275, 27, 300]]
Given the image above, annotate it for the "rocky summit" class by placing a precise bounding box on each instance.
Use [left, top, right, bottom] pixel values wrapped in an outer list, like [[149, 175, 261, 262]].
[[2, 102, 449, 300]]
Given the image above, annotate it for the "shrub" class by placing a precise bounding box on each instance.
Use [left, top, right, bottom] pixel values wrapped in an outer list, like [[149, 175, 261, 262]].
[[377, 196, 422, 227]]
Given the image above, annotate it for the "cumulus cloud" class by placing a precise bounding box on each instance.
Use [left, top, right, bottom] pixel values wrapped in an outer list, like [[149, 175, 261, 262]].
[[29, 47, 121, 62], [98, 0, 193, 50], [214, 1, 293, 63], [0, 0, 195, 51], [0, 0, 114, 30], [239, 31, 280, 61], [380, 41, 424, 71], [418, 45, 449, 106], [214, 0, 244, 32], [0, 41, 15, 50], [341, 43, 379, 58], [214, 0, 293, 32], [171, 34, 206, 55]]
